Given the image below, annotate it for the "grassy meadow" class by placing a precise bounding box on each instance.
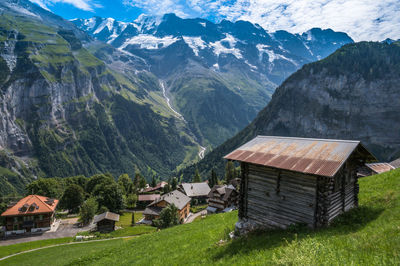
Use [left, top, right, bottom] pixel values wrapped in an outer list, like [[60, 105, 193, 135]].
[[1, 169, 400, 265]]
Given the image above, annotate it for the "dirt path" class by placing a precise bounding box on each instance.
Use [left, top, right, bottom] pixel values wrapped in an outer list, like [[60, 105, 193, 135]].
[[185, 210, 207, 224], [0, 236, 135, 261]]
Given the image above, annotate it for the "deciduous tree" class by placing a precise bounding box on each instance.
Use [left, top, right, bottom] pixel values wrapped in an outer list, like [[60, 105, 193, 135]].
[[79, 197, 98, 225], [153, 204, 180, 229], [60, 184, 84, 213]]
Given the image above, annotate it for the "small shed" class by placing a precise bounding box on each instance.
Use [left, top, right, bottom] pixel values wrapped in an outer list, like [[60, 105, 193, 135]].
[[224, 136, 376, 232], [93, 212, 120, 232]]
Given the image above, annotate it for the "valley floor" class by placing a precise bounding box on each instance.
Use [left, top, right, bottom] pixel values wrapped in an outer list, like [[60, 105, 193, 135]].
[[1, 169, 400, 265]]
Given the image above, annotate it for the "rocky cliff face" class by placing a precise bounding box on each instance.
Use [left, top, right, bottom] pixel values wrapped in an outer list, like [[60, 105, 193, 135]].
[[183, 41, 400, 179], [0, 0, 199, 194]]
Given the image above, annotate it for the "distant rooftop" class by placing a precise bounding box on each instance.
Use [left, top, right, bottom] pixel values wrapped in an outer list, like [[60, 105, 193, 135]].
[[149, 190, 190, 210], [366, 163, 395, 174], [143, 181, 168, 193], [224, 136, 376, 177], [138, 194, 161, 202], [1, 195, 59, 216], [390, 157, 400, 169], [93, 212, 120, 223], [180, 182, 210, 197]]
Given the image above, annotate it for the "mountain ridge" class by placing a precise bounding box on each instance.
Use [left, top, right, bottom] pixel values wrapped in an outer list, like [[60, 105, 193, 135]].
[[181, 41, 400, 179]]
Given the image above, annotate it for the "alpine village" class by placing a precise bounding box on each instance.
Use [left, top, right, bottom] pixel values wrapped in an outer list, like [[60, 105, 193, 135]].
[[0, 0, 399, 265]]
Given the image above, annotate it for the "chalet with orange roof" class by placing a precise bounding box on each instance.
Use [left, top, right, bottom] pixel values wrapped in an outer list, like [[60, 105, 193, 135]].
[[1, 195, 59, 236]]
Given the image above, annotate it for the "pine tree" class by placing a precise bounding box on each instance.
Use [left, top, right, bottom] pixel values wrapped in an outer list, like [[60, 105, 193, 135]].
[[151, 175, 157, 187], [225, 161, 235, 183], [171, 177, 178, 190], [208, 168, 218, 188], [193, 168, 201, 183]]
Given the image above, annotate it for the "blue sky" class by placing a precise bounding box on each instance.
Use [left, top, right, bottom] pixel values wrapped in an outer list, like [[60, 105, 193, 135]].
[[29, 0, 400, 41]]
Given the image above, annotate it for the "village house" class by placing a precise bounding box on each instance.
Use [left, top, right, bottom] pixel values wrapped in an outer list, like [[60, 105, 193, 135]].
[[178, 182, 211, 204], [390, 157, 400, 169], [137, 194, 161, 209], [224, 136, 376, 233], [93, 212, 120, 232], [142, 181, 168, 193], [1, 195, 59, 236], [207, 184, 239, 213], [143, 190, 190, 223], [358, 162, 395, 177]]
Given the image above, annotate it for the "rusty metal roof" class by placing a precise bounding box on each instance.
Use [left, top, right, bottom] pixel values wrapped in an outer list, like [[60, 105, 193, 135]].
[[224, 136, 376, 177], [365, 163, 395, 174]]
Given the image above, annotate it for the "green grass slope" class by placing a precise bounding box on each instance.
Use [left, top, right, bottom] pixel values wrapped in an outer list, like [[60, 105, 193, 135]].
[[2, 169, 400, 265]]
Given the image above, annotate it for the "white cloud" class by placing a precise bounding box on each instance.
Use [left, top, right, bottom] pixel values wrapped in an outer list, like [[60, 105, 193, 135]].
[[124, 0, 400, 41], [29, 0, 101, 12], [123, 0, 191, 18], [29, 0, 51, 11]]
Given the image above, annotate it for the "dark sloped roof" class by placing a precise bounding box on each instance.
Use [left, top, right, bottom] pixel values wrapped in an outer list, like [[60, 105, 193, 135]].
[[208, 185, 237, 200], [143, 206, 163, 216], [93, 212, 120, 223], [180, 182, 211, 197], [390, 158, 400, 169], [149, 190, 190, 210], [366, 163, 395, 174], [224, 136, 376, 177]]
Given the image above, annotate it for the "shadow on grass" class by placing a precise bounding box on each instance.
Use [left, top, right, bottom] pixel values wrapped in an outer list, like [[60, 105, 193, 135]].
[[212, 205, 383, 260]]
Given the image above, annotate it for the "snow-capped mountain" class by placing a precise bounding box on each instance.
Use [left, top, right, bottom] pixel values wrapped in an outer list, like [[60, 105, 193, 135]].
[[72, 14, 354, 148], [72, 13, 352, 66]]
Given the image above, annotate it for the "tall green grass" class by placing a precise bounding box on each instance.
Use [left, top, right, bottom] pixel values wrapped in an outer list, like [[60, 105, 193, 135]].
[[2, 169, 399, 265]]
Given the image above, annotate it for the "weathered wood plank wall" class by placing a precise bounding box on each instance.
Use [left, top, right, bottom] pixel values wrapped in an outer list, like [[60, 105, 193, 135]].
[[246, 164, 317, 228]]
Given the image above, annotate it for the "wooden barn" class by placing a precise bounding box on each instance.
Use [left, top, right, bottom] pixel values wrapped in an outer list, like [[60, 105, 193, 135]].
[[93, 212, 120, 232], [224, 136, 376, 231]]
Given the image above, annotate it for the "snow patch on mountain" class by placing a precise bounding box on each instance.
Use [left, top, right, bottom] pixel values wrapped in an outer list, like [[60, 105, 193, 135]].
[[83, 17, 97, 31], [245, 60, 258, 70], [183, 36, 206, 56], [133, 14, 161, 33], [6, 2, 40, 19], [94, 18, 115, 34], [120, 35, 178, 50], [199, 22, 206, 27], [210, 34, 242, 59], [256, 44, 298, 66]]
